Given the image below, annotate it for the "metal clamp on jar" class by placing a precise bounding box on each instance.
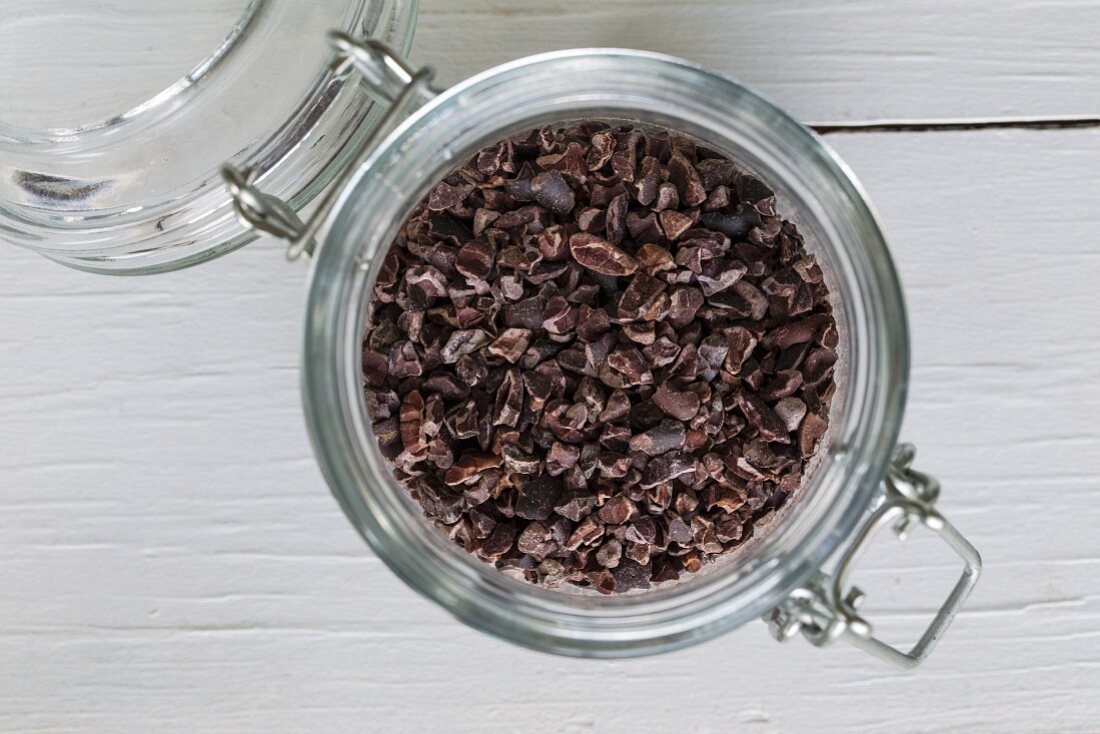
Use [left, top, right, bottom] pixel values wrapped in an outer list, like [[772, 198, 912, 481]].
[[1, 12, 980, 666]]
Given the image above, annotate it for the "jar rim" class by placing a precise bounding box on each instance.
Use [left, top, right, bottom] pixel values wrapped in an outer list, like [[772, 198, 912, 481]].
[[302, 48, 909, 657], [0, 1, 261, 145]]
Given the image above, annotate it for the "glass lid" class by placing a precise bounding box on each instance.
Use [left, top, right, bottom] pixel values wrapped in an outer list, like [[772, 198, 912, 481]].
[[0, 0, 418, 274]]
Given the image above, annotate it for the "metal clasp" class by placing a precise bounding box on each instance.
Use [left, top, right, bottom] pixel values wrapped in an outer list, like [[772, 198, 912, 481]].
[[221, 34, 440, 261], [764, 444, 981, 668]]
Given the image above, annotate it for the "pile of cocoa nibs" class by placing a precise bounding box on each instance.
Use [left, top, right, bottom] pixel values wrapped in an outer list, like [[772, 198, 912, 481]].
[[363, 122, 838, 594]]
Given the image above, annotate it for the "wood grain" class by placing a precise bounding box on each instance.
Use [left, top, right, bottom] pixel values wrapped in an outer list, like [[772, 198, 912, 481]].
[[3, 1, 1100, 732], [3, 124, 1099, 733], [4, 1, 1099, 130], [415, 0, 1100, 125]]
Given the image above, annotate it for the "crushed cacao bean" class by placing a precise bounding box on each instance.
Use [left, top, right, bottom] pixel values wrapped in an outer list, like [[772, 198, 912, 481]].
[[363, 123, 836, 594]]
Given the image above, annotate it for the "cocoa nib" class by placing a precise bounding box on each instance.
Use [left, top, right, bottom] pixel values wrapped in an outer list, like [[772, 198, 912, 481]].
[[515, 475, 562, 521], [652, 383, 701, 421], [569, 233, 639, 276], [735, 391, 790, 444], [364, 122, 837, 594], [629, 420, 687, 456], [599, 495, 638, 525], [531, 170, 575, 216]]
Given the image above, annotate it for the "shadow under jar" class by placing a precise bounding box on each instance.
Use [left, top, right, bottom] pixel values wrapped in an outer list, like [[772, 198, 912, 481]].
[[3, 14, 980, 665]]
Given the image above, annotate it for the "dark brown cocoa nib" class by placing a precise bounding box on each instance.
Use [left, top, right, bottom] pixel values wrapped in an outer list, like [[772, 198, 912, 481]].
[[364, 123, 836, 593]]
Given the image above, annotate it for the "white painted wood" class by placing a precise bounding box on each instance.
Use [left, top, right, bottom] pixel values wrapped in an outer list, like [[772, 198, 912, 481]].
[[2, 2, 1100, 732], [414, 0, 1100, 124], [3, 129, 1099, 734], [3, 0, 1099, 129]]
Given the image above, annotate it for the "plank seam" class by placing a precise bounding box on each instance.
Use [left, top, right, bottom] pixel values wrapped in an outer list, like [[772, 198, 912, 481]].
[[813, 117, 1100, 135]]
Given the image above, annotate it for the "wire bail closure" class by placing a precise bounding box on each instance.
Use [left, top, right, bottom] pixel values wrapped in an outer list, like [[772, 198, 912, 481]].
[[221, 33, 439, 261], [764, 444, 982, 668]]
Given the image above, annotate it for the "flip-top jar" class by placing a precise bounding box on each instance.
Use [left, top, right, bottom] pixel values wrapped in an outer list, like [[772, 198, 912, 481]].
[[0, 5, 979, 666], [0, 0, 417, 272]]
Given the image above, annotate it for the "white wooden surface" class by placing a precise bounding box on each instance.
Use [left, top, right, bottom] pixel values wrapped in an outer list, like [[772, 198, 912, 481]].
[[2, 2, 1100, 732], [415, 0, 1100, 124]]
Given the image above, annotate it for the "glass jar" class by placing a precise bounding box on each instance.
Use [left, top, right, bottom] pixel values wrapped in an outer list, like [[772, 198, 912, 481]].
[[0, 0, 417, 273], [2, 19, 980, 666]]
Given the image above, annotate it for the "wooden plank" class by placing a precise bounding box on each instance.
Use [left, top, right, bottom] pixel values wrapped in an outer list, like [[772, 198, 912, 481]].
[[415, 0, 1100, 124], [1, 127, 1098, 732], [4, 1, 1097, 132]]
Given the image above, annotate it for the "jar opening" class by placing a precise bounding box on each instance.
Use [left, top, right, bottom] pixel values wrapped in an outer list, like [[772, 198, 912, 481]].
[[1, 0, 418, 275], [0, 0, 259, 141], [303, 49, 908, 656]]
